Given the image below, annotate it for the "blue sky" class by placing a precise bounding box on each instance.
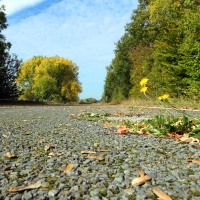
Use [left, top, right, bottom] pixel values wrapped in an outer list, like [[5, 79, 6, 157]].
[[1, 0, 138, 100]]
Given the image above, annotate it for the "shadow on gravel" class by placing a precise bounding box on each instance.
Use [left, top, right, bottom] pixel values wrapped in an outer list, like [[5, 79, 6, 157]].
[[0, 99, 46, 106]]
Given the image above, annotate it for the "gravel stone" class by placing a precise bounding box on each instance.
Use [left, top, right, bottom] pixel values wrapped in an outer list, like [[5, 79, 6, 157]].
[[48, 189, 59, 197], [22, 191, 33, 200], [0, 105, 200, 199]]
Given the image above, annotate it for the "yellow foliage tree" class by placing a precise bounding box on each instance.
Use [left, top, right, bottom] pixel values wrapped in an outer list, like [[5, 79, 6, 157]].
[[16, 56, 82, 102]]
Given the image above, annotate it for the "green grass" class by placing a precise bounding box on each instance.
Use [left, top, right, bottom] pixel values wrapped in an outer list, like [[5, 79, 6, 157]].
[[120, 97, 200, 110]]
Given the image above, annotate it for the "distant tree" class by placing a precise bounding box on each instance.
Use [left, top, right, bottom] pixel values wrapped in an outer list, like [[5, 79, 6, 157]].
[[0, 5, 21, 99], [16, 56, 82, 102], [0, 54, 22, 98], [103, 0, 153, 102], [79, 98, 98, 104]]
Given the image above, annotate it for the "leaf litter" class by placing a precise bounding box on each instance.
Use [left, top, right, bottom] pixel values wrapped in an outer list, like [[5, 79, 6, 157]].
[[131, 168, 151, 186], [64, 164, 74, 174], [9, 182, 41, 192], [153, 187, 172, 200]]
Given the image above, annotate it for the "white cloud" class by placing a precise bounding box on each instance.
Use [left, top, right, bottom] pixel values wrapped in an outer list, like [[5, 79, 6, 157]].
[[4, 0, 138, 99], [0, 0, 46, 16]]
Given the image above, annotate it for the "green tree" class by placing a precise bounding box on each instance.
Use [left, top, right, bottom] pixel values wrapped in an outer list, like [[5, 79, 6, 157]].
[[16, 56, 82, 102], [102, 65, 116, 102], [178, 1, 200, 98], [103, 33, 134, 102], [148, 0, 200, 98], [127, 0, 158, 98], [103, 0, 200, 101], [0, 6, 21, 99], [103, 0, 154, 102]]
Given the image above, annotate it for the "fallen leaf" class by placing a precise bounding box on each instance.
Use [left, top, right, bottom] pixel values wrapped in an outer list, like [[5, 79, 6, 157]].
[[5, 152, 18, 158], [57, 152, 64, 156], [64, 164, 74, 174], [94, 143, 100, 147], [48, 152, 55, 156], [81, 150, 96, 154], [8, 182, 41, 192], [115, 126, 128, 134], [187, 160, 200, 165], [190, 137, 200, 144], [179, 137, 199, 144], [153, 187, 172, 200], [180, 138, 193, 143], [87, 156, 104, 161], [131, 175, 151, 186], [98, 149, 110, 152], [44, 145, 55, 152], [139, 168, 145, 178]]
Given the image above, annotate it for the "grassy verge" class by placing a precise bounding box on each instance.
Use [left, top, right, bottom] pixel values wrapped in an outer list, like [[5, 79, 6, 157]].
[[120, 97, 200, 110]]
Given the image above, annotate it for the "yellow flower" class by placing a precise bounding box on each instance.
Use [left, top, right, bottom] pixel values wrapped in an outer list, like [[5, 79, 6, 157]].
[[140, 78, 148, 86], [158, 94, 169, 101], [140, 86, 148, 93]]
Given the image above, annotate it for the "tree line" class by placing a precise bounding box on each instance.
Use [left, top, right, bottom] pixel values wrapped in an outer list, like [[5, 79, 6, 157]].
[[103, 0, 200, 103], [0, 6, 82, 102]]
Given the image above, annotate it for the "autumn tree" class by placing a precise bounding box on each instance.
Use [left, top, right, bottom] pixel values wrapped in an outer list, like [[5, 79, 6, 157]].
[[0, 5, 21, 99], [16, 56, 82, 102]]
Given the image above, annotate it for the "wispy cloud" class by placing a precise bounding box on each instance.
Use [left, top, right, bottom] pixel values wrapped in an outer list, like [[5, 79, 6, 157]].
[[3, 0, 138, 99], [0, 0, 46, 16]]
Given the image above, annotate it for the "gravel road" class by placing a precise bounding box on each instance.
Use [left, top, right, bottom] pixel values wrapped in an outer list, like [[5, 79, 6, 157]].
[[0, 105, 200, 200]]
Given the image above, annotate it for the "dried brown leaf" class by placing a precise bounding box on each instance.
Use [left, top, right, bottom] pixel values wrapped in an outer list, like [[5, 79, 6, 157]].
[[57, 152, 64, 156], [187, 160, 200, 165], [87, 156, 104, 161], [131, 175, 151, 186], [81, 150, 96, 154], [153, 187, 172, 200], [48, 152, 55, 156], [64, 164, 74, 174], [44, 145, 55, 152], [98, 149, 110, 152], [180, 137, 199, 144], [139, 168, 145, 178], [189, 137, 200, 144], [5, 152, 17, 158], [179, 138, 193, 143], [8, 182, 41, 192], [115, 126, 128, 134], [94, 143, 100, 147]]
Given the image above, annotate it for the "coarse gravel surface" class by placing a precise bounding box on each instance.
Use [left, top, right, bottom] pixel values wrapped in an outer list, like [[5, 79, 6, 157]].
[[0, 105, 200, 200]]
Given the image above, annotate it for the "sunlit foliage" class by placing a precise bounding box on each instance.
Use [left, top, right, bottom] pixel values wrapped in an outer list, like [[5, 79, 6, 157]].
[[103, 0, 200, 102], [16, 56, 82, 102]]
